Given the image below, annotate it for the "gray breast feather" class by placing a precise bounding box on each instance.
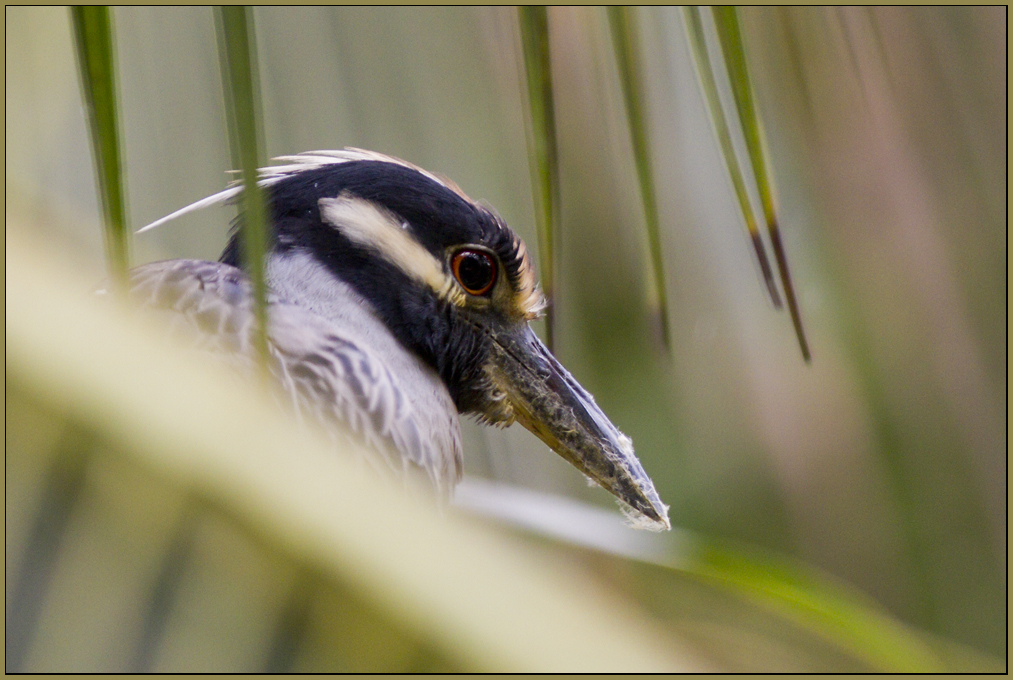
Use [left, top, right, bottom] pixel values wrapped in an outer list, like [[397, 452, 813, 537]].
[[124, 259, 463, 493]]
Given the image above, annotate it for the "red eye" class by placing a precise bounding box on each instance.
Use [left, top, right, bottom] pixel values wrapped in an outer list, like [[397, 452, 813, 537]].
[[452, 249, 497, 296]]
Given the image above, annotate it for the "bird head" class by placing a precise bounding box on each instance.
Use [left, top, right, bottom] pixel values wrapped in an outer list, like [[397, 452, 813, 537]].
[[209, 150, 670, 529]]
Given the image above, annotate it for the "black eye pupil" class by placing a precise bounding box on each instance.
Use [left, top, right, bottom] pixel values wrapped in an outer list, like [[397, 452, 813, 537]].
[[455, 251, 495, 294]]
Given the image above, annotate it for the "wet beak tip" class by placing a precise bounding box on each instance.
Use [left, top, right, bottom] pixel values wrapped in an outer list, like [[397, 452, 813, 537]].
[[490, 325, 672, 530], [621, 499, 671, 532]]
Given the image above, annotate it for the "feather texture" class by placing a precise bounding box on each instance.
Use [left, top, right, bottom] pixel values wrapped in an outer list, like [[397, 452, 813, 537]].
[[125, 258, 463, 493]]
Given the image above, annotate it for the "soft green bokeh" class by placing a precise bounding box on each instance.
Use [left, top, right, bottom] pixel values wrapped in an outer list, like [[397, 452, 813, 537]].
[[5, 5, 1005, 669]]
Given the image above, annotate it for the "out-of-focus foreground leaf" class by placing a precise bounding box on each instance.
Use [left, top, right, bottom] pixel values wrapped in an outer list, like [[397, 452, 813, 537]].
[[454, 479, 1004, 673], [69, 5, 129, 288], [4, 223, 706, 673]]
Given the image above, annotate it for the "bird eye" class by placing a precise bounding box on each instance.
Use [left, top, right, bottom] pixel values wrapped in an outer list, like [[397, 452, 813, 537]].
[[451, 249, 497, 296]]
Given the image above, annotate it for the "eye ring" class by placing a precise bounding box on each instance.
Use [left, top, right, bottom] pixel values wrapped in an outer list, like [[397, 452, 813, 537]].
[[451, 249, 497, 296]]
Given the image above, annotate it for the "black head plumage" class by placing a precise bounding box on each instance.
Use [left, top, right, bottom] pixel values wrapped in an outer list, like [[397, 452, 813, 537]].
[[220, 158, 540, 414], [223, 160, 528, 298]]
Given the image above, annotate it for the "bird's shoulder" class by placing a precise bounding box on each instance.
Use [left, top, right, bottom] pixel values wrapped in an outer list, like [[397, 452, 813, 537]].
[[124, 259, 463, 492]]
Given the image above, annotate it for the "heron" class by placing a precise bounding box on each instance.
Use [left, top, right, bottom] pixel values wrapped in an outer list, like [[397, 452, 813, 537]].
[[127, 149, 669, 530]]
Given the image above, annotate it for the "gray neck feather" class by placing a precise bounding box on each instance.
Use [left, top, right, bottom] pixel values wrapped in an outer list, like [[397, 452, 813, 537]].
[[265, 249, 403, 358]]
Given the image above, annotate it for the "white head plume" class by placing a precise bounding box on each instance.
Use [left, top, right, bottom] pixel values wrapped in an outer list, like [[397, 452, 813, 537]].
[[135, 148, 466, 234]]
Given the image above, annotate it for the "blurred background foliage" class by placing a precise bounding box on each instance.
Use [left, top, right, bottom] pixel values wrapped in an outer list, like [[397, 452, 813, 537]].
[[5, 5, 1006, 671]]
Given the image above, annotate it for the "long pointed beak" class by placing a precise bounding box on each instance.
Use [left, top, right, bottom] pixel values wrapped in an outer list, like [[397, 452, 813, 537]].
[[486, 324, 670, 530]]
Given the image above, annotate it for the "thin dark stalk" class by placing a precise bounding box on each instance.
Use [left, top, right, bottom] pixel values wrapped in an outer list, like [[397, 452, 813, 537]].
[[607, 6, 671, 350], [517, 6, 560, 352], [214, 6, 271, 372], [70, 5, 129, 290], [712, 6, 811, 362]]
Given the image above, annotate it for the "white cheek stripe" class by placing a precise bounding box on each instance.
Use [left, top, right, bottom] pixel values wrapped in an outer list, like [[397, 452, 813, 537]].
[[318, 195, 465, 307]]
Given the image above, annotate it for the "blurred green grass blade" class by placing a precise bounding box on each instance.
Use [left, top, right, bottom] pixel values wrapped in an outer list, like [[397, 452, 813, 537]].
[[517, 6, 559, 351], [689, 540, 942, 672], [214, 5, 271, 372], [712, 6, 811, 362], [682, 6, 781, 309], [606, 6, 670, 350], [454, 479, 949, 672], [70, 6, 129, 289]]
